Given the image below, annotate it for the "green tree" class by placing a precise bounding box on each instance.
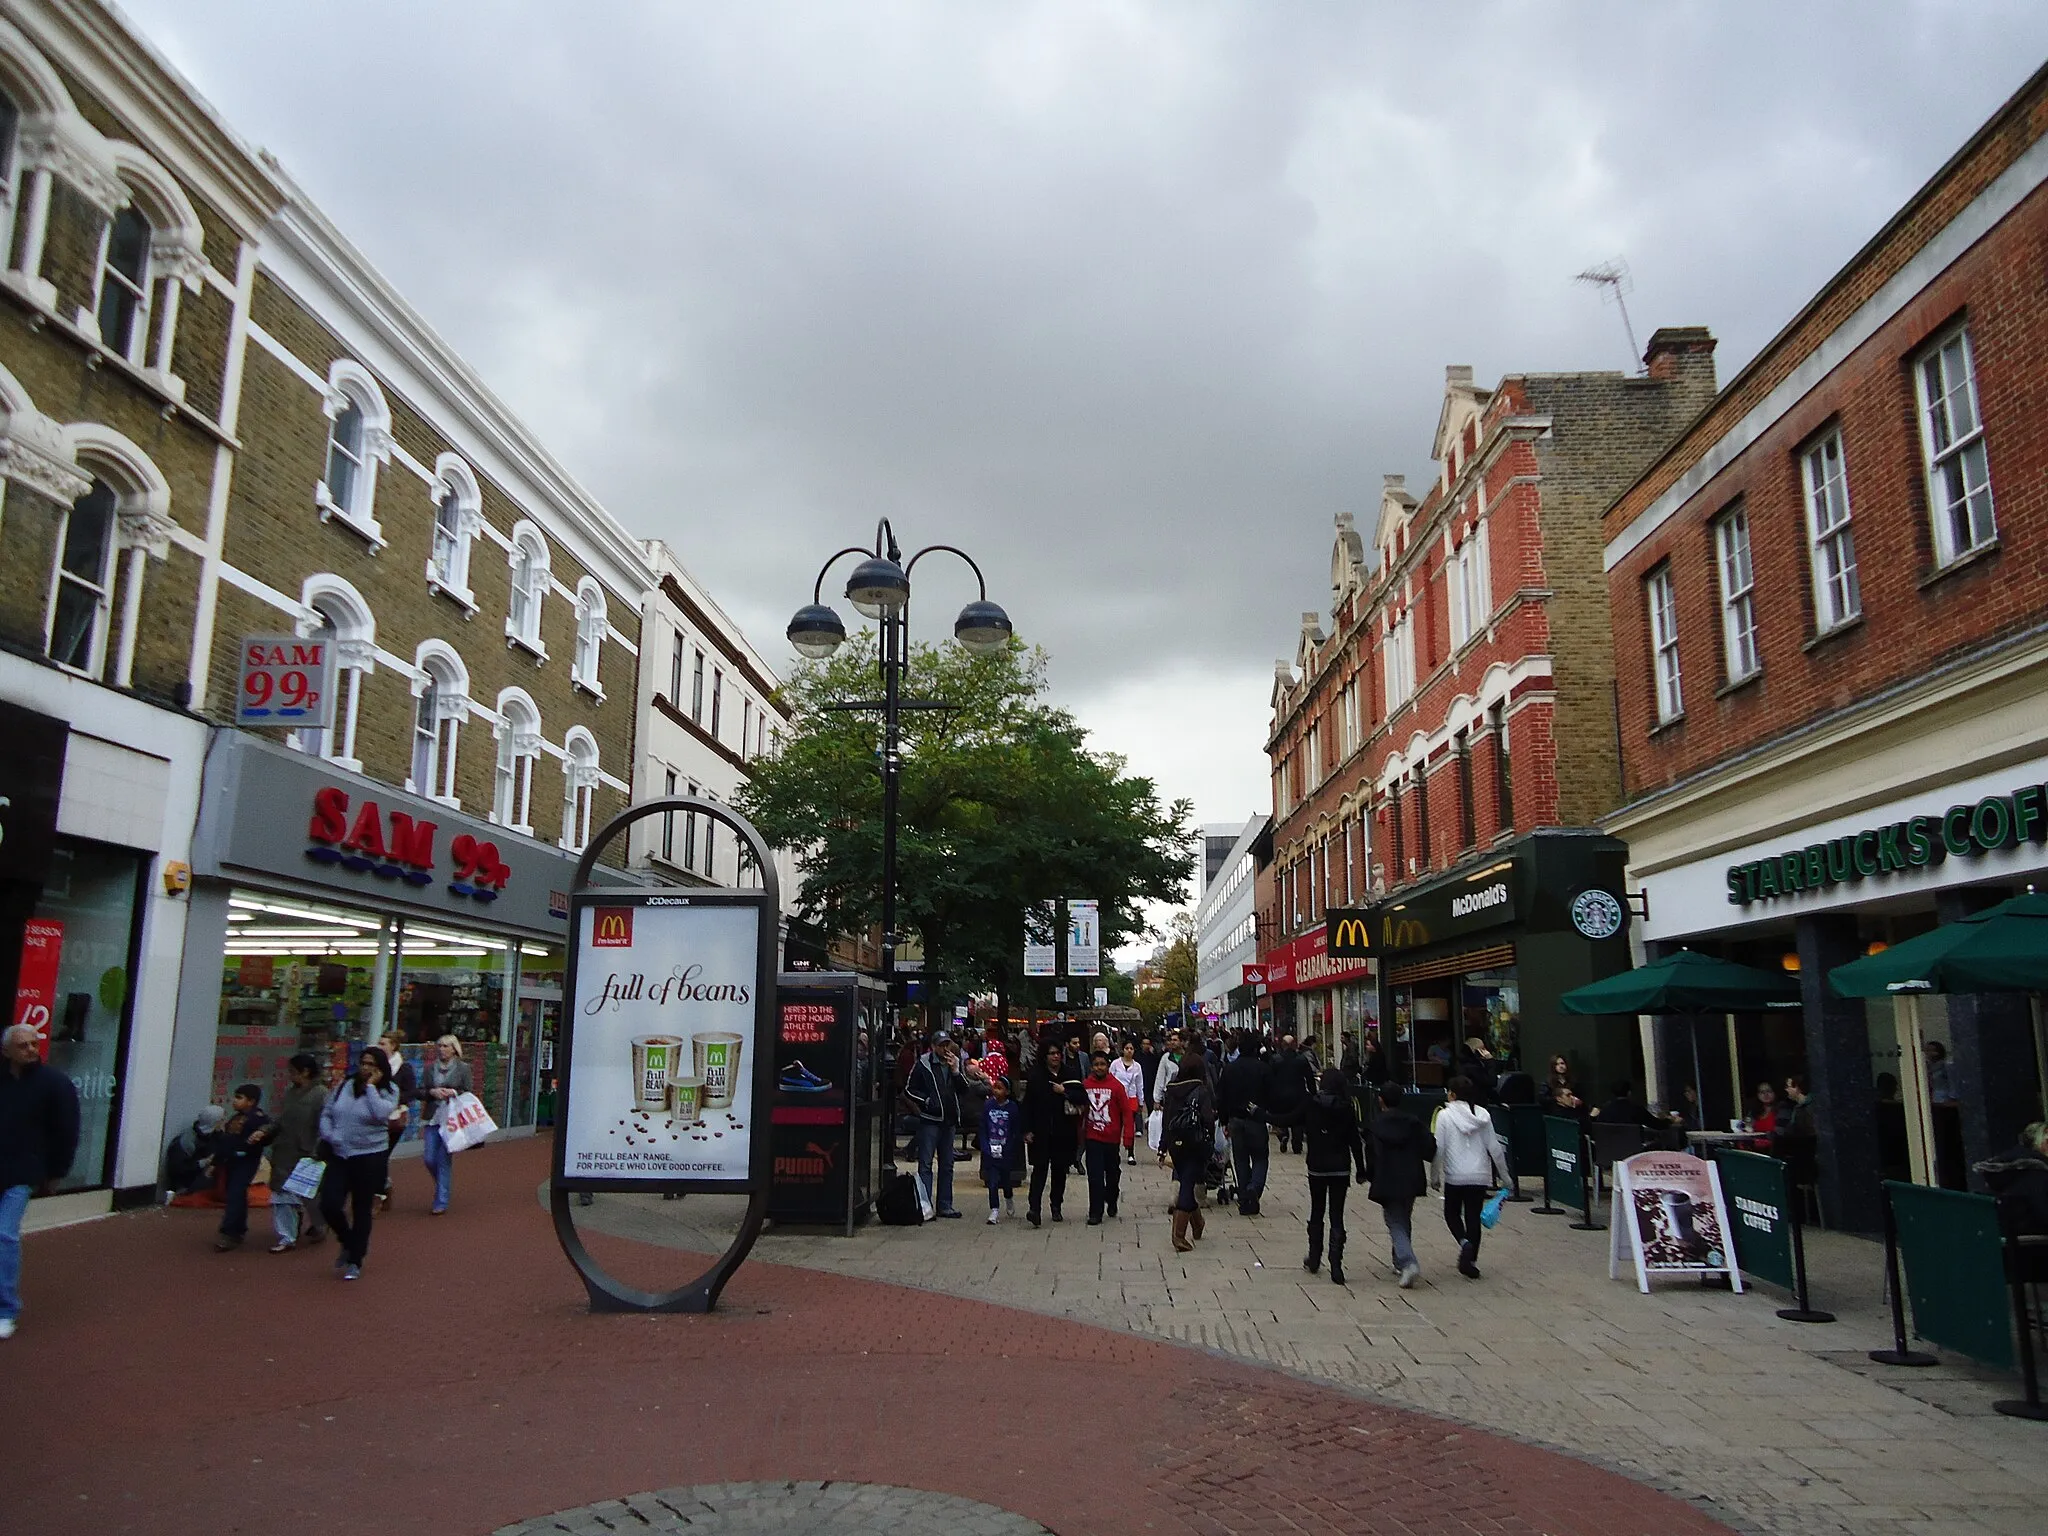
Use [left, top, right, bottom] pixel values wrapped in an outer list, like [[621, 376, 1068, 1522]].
[[735, 635, 1194, 1013]]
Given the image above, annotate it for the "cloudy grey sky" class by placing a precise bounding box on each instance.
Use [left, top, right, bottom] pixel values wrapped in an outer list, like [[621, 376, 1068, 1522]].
[[127, 0, 2048, 863]]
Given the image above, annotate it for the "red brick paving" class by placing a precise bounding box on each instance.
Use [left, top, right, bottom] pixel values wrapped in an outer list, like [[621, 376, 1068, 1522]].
[[0, 1137, 1733, 1536]]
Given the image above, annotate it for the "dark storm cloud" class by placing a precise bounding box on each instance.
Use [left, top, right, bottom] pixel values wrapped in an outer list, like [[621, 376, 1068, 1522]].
[[124, 0, 2048, 824]]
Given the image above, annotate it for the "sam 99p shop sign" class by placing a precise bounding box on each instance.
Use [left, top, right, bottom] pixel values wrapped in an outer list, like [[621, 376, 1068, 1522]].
[[1727, 780, 2048, 908]]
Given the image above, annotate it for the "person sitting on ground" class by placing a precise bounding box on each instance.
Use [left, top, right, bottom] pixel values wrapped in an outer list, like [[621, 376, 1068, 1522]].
[[210, 1084, 270, 1252], [164, 1106, 226, 1197]]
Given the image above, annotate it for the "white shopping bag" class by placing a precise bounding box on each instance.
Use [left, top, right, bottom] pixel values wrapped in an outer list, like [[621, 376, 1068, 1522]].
[[281, 1156, 324, 1201], [1146, 1108, 1165, 1153], [915, 1169, 935, 1222], [439, 1091, 498, 1153]]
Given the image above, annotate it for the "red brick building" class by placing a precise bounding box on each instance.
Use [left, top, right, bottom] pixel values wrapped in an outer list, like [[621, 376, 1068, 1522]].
[[1602, 64, 2048, 1229], [1259, 342, 1715, 1085]]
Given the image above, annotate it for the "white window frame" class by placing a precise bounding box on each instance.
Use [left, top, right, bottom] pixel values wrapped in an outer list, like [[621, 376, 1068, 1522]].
[[1800, 430, 1860, 634], [295, 575, 375, 771], [561, 728, 600, 853], [92, 204, 151, 366], [1383, 611, 1415, 714], [44, 477, 117, 678], [571, 578, 606, 695], [314, 360, 391, 547], [505, 521, 550, 656], [492, 688, 541, 835], [409, 642, 469, 807], [1914, 326, 1997, 566], [1647, 566, 1683, 724], [426, 453, 481, 611], [1713, 506, 1760, 682]]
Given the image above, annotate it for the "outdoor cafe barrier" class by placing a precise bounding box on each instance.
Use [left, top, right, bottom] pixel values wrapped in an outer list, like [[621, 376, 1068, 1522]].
[[1542, 1115, 1601, 1229], [1487, 1104, 1546, 1204], [1872, 1181, 2048, 1422], [1711, 1149, 1833, 1323]]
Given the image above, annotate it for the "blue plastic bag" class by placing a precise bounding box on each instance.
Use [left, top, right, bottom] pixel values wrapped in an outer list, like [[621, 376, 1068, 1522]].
[[1480, 1187, 1509, 1229]]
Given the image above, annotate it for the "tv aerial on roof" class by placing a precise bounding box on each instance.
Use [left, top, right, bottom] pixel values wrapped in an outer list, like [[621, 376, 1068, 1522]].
[[1575, 258, 1641, 374]]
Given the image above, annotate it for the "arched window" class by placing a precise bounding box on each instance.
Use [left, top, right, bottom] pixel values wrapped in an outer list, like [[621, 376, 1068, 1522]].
[[410, 641, 470, 805], [427, 452, 480, 608], [317, 360, 392, 544], [297, 574, 376, 769], [493, 688, 542, 834], [561, 728, 599, 853], [506, 521, 549, 653], [94, 204, 149, 362], [572, 578, 605, 691], [46, 476, 116, 675], [0, 19, 124, 309]]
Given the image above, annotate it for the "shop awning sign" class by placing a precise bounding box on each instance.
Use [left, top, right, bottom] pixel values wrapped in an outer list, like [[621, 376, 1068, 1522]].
[[236, 633, 335, 730]]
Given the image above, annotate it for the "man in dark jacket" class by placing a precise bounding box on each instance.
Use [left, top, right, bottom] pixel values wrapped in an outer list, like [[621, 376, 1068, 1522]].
[[1022, 1043, 1079, 1226], [1364, 1082, 1435, 1288], [1267, 1035, 1315, 1154], [1217, 1032, 1272, 1216], [906, 1031, 987, 1219], [1, 1024, 82, 1338]]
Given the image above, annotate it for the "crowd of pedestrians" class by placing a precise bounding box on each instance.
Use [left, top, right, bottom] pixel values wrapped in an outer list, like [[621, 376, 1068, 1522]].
[[885, 1017, 1529, 1291]]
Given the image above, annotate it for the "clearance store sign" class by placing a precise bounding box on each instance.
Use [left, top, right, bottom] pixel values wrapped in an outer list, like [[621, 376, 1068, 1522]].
[[1728, 780, 2048, 908]]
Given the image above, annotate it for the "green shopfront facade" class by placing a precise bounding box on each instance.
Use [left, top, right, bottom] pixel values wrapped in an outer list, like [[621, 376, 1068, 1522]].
[[1363, 829, 1637, 1095]]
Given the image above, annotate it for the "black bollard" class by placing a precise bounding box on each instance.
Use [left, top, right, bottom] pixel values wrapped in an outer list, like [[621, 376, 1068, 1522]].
[[1775, 1189, 1835, 1324], [1569, 1130, 1603, 1231], [1869, 1190, 1936, 1367], [1992, 1200, 2048, 1421]]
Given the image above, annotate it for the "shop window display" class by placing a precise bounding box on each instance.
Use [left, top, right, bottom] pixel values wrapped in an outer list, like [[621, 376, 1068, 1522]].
[[24, 840, 146, 1191], [1461, 968, 1520, 1070]]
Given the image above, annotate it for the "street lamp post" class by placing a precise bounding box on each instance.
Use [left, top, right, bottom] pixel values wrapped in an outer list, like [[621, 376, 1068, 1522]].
[[788, 519, 1012, 1035]]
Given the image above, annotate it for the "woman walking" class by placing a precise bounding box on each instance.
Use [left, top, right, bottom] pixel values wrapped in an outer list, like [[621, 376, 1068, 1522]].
[[1432, 1074, 1510, 1280], [319, 1046, 399, 1281], [377, 1033, 418, 1210], [1022, 1043, 1078, 1227], [263, 1053, 328, 1251], [1161, 1055, 1210, 1252], [419, 1035, 473, 1215], [1302, 1067, 1367, 1284]]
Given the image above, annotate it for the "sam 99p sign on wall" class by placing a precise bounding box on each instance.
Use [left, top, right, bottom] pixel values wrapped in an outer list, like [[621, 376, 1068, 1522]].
[[557, 891, 772, 1190]]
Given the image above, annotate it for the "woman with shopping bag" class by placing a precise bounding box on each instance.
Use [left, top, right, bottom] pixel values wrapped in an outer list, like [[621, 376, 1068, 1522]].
[[419, 1035, 473, 1215]]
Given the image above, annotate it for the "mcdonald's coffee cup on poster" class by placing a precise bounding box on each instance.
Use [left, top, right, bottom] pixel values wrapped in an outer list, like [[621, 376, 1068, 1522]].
[[563, 901, 759, 1183]]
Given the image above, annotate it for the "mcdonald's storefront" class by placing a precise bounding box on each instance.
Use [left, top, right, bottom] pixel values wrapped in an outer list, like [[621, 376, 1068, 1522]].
[[1359, 830, 1636, 1094], [1251, 923, 1377, 1062], [165, 732, 582, 1163]]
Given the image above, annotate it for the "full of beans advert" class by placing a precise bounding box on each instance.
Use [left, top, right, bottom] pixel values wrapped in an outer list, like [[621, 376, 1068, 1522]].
[[563, 898, 760, 1182]]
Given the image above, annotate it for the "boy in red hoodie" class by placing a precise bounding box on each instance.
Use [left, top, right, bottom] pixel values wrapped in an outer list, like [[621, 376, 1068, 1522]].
[[1081, 1050, 1134, 1225]]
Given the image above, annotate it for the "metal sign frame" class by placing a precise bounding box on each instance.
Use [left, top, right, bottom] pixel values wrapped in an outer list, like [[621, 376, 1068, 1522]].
[[549, 795, 780, 1313]]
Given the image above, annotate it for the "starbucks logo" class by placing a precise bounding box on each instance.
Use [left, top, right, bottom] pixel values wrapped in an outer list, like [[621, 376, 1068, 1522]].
[[1570, 888, 1626, 941]]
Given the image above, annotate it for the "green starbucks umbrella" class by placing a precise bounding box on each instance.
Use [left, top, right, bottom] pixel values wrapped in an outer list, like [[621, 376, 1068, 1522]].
[[1559, 949, 1802, 1015], [1828, 890, 2048, 997]]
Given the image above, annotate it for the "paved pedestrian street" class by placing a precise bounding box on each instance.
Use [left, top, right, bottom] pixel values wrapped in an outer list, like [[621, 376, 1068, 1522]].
[[584, 1145, 2048, 1536], [6, 1134, 1731, 1536]]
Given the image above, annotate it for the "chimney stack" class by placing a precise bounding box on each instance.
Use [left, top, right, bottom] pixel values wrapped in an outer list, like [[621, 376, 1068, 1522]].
[[1643, 326, 1717, 387]]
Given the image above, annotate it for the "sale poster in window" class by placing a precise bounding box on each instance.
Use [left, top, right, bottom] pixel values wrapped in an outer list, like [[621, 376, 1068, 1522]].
[[12, 918, 64, 1059]]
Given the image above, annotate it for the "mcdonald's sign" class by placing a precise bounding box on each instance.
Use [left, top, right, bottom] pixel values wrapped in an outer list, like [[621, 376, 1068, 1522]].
[[1326, 908, 1374, 958], [591, 907, 635, 947]]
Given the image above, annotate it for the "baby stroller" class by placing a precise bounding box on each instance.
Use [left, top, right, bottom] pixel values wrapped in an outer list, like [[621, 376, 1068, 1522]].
[[1206, 1125, 1235, 1208]]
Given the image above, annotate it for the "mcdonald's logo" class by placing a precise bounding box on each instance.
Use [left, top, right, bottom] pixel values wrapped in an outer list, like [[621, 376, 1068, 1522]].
[[1382, 917, 1431, 949], [591, 907, 634, 948], [1326, 908, 1374, 958]]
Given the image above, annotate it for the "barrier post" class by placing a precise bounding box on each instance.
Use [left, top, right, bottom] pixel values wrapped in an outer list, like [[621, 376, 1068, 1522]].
[[1993, 1199, 2048, 1422], [1779, 1195, 1836, 1323], [1869, 1186, 1936, 1368], [1570, 1127, 1603, 1231]]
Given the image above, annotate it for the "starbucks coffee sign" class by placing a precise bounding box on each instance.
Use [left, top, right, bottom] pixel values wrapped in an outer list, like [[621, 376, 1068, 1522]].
[[1726, 780, 2048, 908]]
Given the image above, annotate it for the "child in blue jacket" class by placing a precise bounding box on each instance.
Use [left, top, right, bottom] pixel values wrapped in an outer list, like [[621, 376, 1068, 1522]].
[[980, 1076, 1024, 1224]]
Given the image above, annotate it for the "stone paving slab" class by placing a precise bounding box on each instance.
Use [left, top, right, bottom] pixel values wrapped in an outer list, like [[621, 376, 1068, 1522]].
[[573, 1150, 2048, 1536], [494, 1482, 1053, 1535]]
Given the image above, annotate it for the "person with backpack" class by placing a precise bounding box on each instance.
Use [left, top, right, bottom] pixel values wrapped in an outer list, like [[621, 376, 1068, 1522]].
[[1162, 1056, 1211, 1252], [1301, 1068, 1367, 1285], [1432, 1074, 1511, 1280], [1365, 1082, 1435, 1287]]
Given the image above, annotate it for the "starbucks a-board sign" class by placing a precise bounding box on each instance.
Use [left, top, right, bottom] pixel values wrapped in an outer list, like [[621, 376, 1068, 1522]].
[[559, 892, 767, 1187], [1608, 1150, 1744, 1294], [551, 796, 779, 1313]]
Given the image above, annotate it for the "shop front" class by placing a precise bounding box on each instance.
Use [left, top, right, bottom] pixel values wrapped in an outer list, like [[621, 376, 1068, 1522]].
[[1363, 830, 1635, 1094], [1251, 924, 1377, 1063], [1620, 756, 2048, 1231], [170, 733, 584, 1153]]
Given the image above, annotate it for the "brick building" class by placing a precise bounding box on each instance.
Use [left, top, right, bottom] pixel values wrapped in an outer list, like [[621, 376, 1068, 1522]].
[[1602, 63, 2048, 1230], [0, 1, 674, 1209], [1259, 340, 1715, 1085]]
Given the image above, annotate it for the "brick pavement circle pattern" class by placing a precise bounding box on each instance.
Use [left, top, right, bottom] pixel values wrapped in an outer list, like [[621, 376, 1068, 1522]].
[[494, 1481, 1052, 1535]]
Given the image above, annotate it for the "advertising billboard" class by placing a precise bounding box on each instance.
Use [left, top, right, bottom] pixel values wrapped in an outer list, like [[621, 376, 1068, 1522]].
[[1066, 898, 1100, 977], [558, 891, 770, 1188], [1023, 900, 1057, 976]]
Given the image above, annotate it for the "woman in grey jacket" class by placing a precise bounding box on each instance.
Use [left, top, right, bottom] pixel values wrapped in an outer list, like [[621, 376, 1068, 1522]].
[[419, 1034, 474, 1215], [318, 1047, 399, 1280]]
